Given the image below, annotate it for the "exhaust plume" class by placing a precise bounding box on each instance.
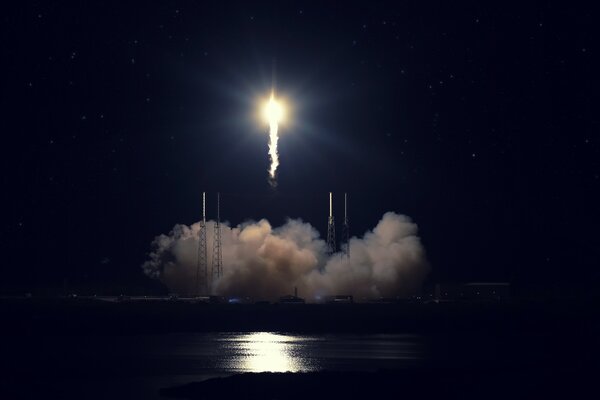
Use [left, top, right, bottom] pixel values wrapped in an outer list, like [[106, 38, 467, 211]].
[[267, 121, 279, 186], [142, 212, 430, 301], [264, 93, 283, 187]]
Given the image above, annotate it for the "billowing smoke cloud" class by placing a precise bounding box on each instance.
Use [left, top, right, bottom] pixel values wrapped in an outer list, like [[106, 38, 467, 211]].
[[142, 212, 429, 301]]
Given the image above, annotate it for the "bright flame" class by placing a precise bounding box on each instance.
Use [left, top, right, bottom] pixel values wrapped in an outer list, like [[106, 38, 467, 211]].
[[264, 94, 285, 125], [263, 93, 284, 186]]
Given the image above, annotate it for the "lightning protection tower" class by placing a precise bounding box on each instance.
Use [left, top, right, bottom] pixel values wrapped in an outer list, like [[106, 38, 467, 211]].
[[341, 192, 350, 259], [211, 192, 223, 287], [196, 192, 208, 295], [327, 192, 336, 255]]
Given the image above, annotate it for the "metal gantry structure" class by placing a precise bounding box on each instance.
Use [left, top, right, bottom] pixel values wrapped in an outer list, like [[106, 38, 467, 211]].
[[196, 192, 208, 295], [341, 192, 350, 259], [211, 192, 223, 285], [326, 192, 336, 255]]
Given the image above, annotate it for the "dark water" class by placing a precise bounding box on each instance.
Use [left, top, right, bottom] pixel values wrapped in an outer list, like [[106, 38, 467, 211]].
[[3, 332, 425, 399], [4, 329, 579, 399]]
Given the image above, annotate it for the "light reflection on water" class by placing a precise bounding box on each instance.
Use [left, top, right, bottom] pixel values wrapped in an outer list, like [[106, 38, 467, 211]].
[[214, 332, 422, 373], [219, 332, 318, 372]]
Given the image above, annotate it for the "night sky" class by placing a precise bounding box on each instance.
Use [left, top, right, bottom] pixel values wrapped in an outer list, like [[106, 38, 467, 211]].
[[3, 2, 598, 294]]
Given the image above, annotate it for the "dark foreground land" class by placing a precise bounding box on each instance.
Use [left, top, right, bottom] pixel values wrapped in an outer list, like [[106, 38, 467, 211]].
[[160, 368, 591, 400], [1, 298, 599, 399]]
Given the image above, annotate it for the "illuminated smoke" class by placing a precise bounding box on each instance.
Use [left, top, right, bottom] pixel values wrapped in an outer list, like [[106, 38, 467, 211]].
[[142, 212, 430, 301]]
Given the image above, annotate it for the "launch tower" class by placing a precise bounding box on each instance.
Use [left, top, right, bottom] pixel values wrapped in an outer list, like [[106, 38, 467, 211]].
[[196, 192, 208, 295], [327, 192, 336, 255], [211, 192, 223, 287], [342, 192, 350, 259]]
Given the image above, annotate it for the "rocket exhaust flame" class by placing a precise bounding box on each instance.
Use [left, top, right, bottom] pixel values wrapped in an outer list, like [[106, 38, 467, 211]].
[[264, 93, 284, 187]]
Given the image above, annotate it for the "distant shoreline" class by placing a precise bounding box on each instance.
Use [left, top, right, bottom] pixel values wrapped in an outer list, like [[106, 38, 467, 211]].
[[1, 297, 596, 336]]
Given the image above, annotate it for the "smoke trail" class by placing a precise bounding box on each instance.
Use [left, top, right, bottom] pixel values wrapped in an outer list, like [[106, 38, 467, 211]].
[[264, 93, 283, 187], [142, 212, 430, 301], [268, 121, 279, 187]]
